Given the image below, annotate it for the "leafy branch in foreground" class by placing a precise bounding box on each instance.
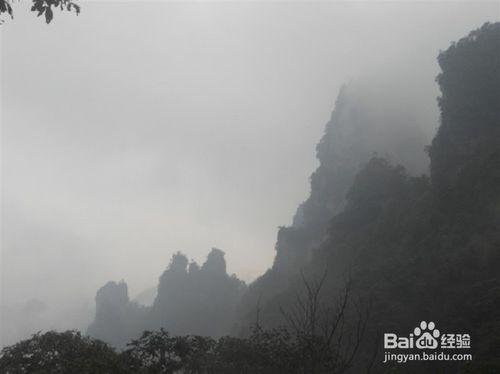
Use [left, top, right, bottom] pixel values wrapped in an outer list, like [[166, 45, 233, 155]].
[[0, 0, 80, 24]]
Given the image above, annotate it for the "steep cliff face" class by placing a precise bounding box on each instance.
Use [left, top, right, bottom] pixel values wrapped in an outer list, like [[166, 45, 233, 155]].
[[295, 81, 432, 231], [88, 249, 246, 348], [237, 73, 434, 332]]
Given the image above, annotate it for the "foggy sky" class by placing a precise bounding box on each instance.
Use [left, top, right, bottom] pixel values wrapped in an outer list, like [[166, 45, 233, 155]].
[[1, 1, 498, 346]]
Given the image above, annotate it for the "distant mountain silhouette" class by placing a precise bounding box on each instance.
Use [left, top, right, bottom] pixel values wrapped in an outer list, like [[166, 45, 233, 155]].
[[88, 248, 246, 348]]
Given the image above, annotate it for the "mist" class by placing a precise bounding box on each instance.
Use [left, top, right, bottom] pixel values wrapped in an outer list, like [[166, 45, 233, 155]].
[[1, 1, 497, 349]]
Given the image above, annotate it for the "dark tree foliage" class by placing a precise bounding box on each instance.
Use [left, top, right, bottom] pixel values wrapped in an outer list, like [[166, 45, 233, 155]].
[[0, 0, 80, 24], [0, 331, 126, 374], [123, 321, 365, 374], [123, 329, 199, 374], [0, 319, 366, 374]]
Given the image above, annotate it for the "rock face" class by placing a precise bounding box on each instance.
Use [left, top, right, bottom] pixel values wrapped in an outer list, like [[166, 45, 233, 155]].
[[236, 74, 434, 332], [88, 248, 246, 348]]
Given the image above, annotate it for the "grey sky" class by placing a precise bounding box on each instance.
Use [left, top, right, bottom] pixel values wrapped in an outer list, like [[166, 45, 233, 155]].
[[1, 0, 498, 345]]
